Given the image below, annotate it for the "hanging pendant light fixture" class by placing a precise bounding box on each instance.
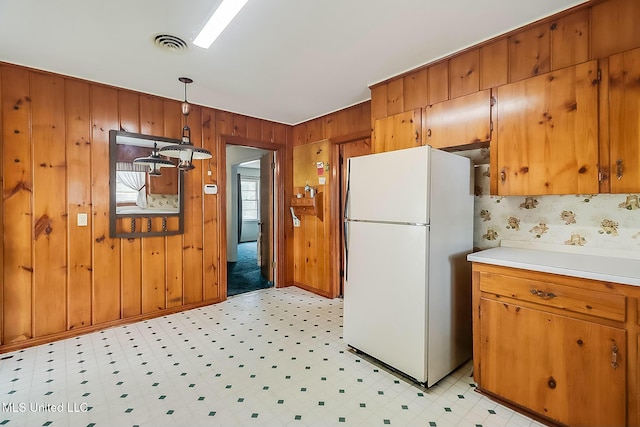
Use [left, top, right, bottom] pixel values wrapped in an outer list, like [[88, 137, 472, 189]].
[[159, 77, 212, 171], [133, 142, 176, 176]]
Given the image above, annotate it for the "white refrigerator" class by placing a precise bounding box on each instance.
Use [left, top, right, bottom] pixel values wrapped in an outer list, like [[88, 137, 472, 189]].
[[343, 145, 473, 387]]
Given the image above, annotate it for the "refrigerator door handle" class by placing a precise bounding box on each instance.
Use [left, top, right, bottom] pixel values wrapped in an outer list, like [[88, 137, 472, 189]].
[[344, 221, 349, 281], [343, 159, 351, 281]]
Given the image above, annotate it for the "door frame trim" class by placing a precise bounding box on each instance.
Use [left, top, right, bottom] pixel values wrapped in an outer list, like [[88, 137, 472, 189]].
[[329, 130, 372, 298], [218, 134, 286, 300]]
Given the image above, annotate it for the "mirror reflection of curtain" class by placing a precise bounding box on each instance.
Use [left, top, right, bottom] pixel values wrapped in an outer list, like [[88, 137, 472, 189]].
[[117, 171, 147, 208]]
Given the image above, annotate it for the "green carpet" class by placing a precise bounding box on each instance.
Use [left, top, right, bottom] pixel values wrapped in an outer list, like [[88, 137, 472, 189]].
[[227, 241, 273, 296]]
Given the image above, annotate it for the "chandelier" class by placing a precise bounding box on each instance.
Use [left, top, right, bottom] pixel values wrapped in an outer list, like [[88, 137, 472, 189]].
[[159, 77, 212, 171]]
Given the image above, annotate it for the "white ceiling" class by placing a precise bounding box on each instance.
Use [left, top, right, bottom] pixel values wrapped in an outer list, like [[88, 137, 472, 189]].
[[0, 0, 587, 125]]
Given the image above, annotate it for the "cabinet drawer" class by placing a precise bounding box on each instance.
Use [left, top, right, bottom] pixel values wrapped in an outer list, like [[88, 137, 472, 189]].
[[479, 272, 626, 322]]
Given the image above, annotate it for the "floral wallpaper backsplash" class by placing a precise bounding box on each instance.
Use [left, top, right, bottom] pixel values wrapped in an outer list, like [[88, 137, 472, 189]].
[[473, 164, 640, 252]]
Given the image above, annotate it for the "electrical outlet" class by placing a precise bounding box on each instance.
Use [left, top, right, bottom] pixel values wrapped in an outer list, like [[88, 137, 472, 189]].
[[77, 213, 88, 227]]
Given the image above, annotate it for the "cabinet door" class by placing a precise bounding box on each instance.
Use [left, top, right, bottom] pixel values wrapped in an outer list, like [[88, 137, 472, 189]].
[[372, 109, 421, 153], [495, 60, 599, 195], [609, 47, 640, 193], [480, 298, 626, 427], [425, 89, 491, 149]]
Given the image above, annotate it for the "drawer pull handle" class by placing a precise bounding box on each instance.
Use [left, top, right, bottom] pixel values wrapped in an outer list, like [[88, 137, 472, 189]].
[[612, 344, 619, 369], [529, 289, 556, 300]]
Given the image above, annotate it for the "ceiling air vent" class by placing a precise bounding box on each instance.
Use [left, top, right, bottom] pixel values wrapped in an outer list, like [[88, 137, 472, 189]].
[[153, 34, 188, 52]]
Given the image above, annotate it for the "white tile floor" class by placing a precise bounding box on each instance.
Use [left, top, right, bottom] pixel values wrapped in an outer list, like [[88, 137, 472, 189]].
[[0, 287, 545, 427]]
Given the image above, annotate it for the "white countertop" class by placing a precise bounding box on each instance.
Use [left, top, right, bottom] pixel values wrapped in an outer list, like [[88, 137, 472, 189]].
[[467, 241, 640, 287]]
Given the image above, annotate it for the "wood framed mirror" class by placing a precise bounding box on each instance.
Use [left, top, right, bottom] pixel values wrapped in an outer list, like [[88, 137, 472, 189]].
[[109, 130, 185, 238]]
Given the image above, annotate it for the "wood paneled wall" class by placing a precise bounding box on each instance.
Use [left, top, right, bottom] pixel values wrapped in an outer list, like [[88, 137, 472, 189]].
[[0, 63, 292, 351], [290, 102, 371, 297], [370, 0, 640, 122]]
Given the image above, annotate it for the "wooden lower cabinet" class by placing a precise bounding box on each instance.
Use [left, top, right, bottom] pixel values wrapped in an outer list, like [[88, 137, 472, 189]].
[[480, 298, 625, 426], [472, 263, 640, 427]]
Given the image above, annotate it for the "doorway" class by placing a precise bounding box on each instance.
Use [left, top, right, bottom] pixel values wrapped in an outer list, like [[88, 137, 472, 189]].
[[226, 145, 276, 296], [336, 137, 371, 296]]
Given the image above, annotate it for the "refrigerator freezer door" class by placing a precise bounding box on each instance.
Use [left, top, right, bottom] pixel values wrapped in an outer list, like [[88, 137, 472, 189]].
[[347, 146, 430, 224], [343, 220, 429, 383]]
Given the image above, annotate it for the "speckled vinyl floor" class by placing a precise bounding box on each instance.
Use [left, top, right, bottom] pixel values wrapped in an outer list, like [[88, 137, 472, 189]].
[[0, 286, 544, 427]]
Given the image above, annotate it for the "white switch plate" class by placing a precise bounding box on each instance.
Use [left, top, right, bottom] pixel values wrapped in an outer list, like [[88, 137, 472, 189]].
[[77, 213, 88, 226]]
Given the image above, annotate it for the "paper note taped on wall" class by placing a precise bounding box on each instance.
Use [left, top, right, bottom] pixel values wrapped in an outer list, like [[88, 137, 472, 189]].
[[317, 162, 324, 176]]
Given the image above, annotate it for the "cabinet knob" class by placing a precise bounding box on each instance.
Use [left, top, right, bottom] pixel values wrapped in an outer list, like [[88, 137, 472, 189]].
[[427, 128, 432, 138]]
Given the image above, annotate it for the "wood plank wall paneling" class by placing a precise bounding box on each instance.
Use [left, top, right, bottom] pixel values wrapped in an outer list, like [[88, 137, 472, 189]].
[[65, 79, 92, 330], [0, 62, 292, 352], [201, 107, 219, 303], [91, 85, 121, 324], [183, 105, 205, 305], [2, 66, 32, 344], [290, 102, 371, 298], [163, 99, 184, 309], [140, 95, 166, 313], [31, 73, 67, 337], [0, 66, 3, 344], [118, 90, 143, 318]]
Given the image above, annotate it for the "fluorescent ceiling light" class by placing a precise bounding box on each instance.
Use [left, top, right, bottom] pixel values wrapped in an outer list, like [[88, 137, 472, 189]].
[[193, 0, 249, 49]]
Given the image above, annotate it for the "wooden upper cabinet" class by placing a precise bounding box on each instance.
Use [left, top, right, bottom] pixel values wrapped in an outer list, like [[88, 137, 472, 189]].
[[609, 47, 640, 193], [549, 9, 589, 71], [481, 39, 508, 90], [403, 69, 428, 111], [428, 61, 449, 104], [495, 60, 599, 196], [372, 109, 421, 153], [592, 0, 640, 59], [450, 49, 480, 99], [386, 79, 404, 116], [424, 89, 491, 149], [509, 23, 550, 82]]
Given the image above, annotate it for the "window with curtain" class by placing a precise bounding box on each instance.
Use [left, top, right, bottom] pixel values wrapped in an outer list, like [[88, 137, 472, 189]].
[[241, 177, 259, 221]]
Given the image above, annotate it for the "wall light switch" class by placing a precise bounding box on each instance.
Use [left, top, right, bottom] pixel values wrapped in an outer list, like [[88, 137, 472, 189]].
[[77, 213, 88, 227]]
